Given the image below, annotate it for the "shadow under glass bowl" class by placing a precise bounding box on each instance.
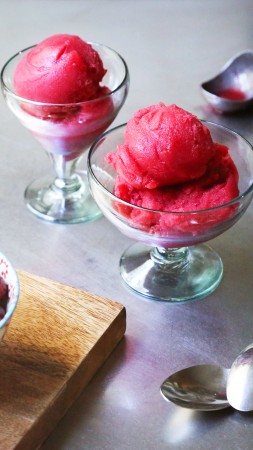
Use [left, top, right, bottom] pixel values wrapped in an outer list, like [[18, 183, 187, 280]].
[[88, 122, 253, 302]]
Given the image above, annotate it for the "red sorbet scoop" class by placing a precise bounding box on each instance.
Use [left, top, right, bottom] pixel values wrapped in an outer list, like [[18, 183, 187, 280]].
[[106, 103, 216, 189], [14, 34, 107, 103], [106, 103, 240, 235], [113, 142, 239, 234]]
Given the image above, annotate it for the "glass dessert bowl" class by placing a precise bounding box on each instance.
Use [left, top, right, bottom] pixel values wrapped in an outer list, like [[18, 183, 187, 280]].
[[1, 42, 129, 223], [88, 122, 253, 302], [0, 251, 20, 341]]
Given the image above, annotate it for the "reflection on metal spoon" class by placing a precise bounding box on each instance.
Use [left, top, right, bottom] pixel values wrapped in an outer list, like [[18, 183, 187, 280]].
[[160, 364, 230, 411], [227, 343, 253, 411]]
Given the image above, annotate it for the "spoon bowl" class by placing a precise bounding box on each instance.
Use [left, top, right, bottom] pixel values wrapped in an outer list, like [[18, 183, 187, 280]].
[[160, 364, 230, 411], [201, 51, 253, 113], [226, 343, 253, 411]]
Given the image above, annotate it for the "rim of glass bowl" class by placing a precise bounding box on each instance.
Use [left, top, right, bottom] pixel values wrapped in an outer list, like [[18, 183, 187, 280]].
[[88, 121, 253, 216], [0, 252, 20, 329], [0, 42, 129, 107]]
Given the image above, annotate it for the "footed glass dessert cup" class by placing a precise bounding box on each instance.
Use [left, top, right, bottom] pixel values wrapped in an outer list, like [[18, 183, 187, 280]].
[[88, 122, 253, 302], [1, 43, 129, 223]]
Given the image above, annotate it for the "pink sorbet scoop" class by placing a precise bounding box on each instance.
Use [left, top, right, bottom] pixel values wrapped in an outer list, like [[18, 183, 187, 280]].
[[14, 34, 107, 104], [106, 103, 216, 189], [106, 103, 239, 234]]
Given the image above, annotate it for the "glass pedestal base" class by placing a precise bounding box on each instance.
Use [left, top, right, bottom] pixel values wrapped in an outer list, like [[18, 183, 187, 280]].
[[24, 173, 102, 224], [120, 243, 223, 302]]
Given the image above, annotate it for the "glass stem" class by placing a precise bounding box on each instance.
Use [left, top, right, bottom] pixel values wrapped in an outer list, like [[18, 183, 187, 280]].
[[49, 154, 81, 192], [150, 246, 190, 270]]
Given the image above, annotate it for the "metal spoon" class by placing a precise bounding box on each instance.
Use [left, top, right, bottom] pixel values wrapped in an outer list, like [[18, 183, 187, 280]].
[[226, 343, 253, 411], [160, 364, 230, 411], [201, 50, 253, 113]]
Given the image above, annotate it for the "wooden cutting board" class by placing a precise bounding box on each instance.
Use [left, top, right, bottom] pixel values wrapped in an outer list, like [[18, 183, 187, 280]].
[[0, 270, 126, 450]]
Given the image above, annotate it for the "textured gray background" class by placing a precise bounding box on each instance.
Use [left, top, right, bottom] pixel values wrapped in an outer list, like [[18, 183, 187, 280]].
[[0, 1, 253, 449]]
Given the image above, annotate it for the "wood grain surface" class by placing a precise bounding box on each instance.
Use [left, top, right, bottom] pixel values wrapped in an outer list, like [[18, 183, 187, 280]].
[[0, 271, 126, 450]]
